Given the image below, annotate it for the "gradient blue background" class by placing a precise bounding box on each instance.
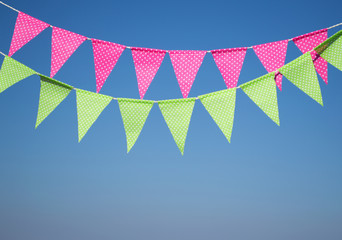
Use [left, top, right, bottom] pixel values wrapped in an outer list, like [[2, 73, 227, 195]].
[[0, 0, 342, 239]]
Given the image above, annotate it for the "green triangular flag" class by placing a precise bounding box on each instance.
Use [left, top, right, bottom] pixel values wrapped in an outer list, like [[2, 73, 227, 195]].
[[117, 98, 154, 153], [0, 55, 36, 93], [315, 30, 342, 71], [279, 52, 323, 106], [36, 75, 73, 128], [158, 98, 196, 155], [76, 89, 112, 142], [240, 72, 280, 125], [199, 88, 236, 142]]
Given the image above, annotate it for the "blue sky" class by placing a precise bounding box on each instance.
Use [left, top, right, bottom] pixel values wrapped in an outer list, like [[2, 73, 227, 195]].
[[0, 0, 342, 239]]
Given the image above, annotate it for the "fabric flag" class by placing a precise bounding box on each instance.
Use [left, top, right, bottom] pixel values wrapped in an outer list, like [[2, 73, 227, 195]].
[[293, 29, 328, 84], [240, 72, 280, 125], [8, 12, 50, 57], [92, 39, 126, 93], [211, 47, 247, 89], [158, 98, 196, 154], [131, 47, 166, 99], [169, 50, 206, 98], [117, 98, 154, 152], [50, 27, 87, 77], [76, 89, 112, 141], [199, 88, 236, 142], [36, 75, 73, 128], [279, 52, 323, 106], [0, 55, 36, 93], [253, 40, 288, 90]]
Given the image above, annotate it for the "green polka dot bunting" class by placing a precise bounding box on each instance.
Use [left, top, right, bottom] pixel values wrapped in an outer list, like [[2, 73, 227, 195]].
[[36, 75, 72, 128], [76, 89, 112, 142], [117, 98, 154, 153], [241, 72, 280, 125], [0, 55, 36, 93], [199, 88, 236, 142], [158, 98, 196, 155]]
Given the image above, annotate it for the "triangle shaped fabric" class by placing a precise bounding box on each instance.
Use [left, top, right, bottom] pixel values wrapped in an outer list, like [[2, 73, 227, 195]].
[[253, 40, 288, 90], [211, 47, 247, 89], [92, 39, 126, 93], [0, 55, 36, 93], [117, 98, 154, 152], [36, 75, 73, 128], [50, 27, 87, 77], [158, 98, 196, 154], [199, 88, 236, 142], [76, 89, 112, 142], [9, 12, 50, 57], [240, 72, 280, 125], [279, 52, 323, 105], [169, 50, 206, 98], [131, 47, 166, 99]]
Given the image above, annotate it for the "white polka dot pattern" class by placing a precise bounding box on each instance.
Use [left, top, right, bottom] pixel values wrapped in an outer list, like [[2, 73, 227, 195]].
[[50, 27, 87, 77], [169, 50, 206, 98]]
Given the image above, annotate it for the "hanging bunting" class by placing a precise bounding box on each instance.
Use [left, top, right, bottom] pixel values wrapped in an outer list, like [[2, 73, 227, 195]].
[[279, 52, 323, 105], [253, 40, 288, 90], [117, 98, 154, 152], [169, 50, 206, 98], [199, 88, 236, 142], [158, 98, 196, 154], [50, 27, 87, 77], [240, 72, 280, 125]]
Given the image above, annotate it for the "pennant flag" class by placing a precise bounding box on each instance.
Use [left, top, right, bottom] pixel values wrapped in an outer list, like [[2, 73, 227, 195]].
[[36, 75, 73, 128], [92, 39, 126, 93], [0, 55, 36, 93], [8, 12, 50, 57], [131, 47, 166, 99], [279, 52, 323, 105], [117, 98, 154, 152], [50, 27, 87, 77], [293, 29, 328, 84], [253, 40, 288, 90], [211, 47, 247, 89], [158, 98, 196, 154], [240, 72, 280, 125], [199, 88, 236, 142], [169, 50, 206, 98], [76, 89, 112, 141]]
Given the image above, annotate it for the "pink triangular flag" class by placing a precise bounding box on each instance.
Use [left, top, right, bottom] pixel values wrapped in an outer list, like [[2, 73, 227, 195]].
[[211, 47, 247, 89], [253, 40, 288, 90], [131, 47, 166, 99], [169, 50, 206, 98], [9, 12, 50, 57], [92, 39, 126, 92], [50, 27, 87, 77], [293, 29, 328, 84]]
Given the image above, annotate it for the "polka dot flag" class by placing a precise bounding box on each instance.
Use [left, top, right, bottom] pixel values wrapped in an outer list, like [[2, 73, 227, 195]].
[[76, 89, 112, 142], [240, 72, 280, 125], [279, 52, 323, 106], [158, 98, 196, 154], [117, 98, 154, 153], [36, 75, 72, 128], [0, 55, 36, 93], [199, 88, 236, 143], [9, 12, 49, 57]]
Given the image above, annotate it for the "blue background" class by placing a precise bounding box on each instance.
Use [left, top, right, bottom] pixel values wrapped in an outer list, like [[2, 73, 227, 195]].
[[0, 0, 342, 239]]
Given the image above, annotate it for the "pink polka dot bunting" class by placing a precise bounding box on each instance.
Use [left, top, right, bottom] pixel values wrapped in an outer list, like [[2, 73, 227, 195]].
[[253, 40, 288, 91], [50, 27, 87, 78], [9, 12, 49, 57], [92, 39, 126, 93], [168, 50, 206, 98], [211, 47, 247, 89], [131, 47, 166, 99]]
